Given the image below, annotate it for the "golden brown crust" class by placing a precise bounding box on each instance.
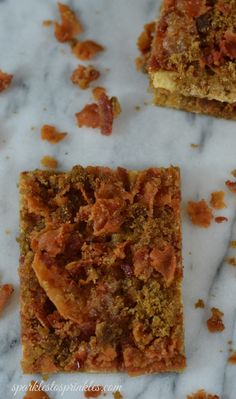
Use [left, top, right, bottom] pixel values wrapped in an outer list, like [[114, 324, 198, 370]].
[[19, 165, 185, 374]]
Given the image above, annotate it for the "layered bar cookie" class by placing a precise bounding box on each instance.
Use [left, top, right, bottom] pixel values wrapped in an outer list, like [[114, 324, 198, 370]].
[[149, 0, 236, 119], [19, 165, 185, 374]]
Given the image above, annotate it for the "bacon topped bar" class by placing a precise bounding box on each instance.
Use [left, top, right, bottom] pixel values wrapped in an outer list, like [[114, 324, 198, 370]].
[[19, 165, 185, 375], [149, 0, 236, 119]]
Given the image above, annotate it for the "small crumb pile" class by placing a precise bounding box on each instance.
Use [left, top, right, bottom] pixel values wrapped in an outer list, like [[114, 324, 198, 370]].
[[23, 380, 50, 399], [207, 307, 225, 333]]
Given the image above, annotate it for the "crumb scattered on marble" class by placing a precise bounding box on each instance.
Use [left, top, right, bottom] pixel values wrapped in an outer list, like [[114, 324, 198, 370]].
[[225, 257, 236, 266], [23, 380, 51, 398], [84, 386, 104, 398], [215, 216, 228, 223], [0, 69, 13, 93], [195, 299, 205, 309], [207, 307, 225, 333], [231, 169, 236, 178], [187, 389, 220, 399], [72, 40, 104, 61], [113, 392, 123, 399], [190, 143, 199, 148], [228, 352, 236, 364], [187, 199, 213, 228], [42, 20, 53, 27], [41, 125, 68, 144], [210, 191, 226, 210], [54, 3, 83, 43], [225, 180, 236, 193], [71, 65, 100, 89], [230, 241, 236, 248], [40, 155, 58, 169], [0, 284, 14, 315]]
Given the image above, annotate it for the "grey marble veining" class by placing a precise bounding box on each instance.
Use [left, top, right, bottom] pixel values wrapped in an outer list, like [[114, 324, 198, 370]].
[[0, 0, 236, 398]]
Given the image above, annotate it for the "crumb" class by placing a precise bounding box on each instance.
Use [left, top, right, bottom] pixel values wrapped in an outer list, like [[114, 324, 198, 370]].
[[190, 143, 199, 148], [136, 21, 155, 72], [195, 299, 205, 309], [23, 380, 50, 398], [76, 93, 121, 135], [71, 65, 100, 89], [207, 307, 225, 333], [42, 20, 53, 27], [41, 125, 67, 144], [225, 257, 236, 266], [0, 284, 14, 315], [72, 40, 104, 60], [187, 389, 220, 399], [40, 156, 58, 169], [0, 70, 13, 92], [113, 392, 123, 399], [230, 241, 236, 248], [135, 106, 141, 111], [187, 200, 213, 228], [54, 3, 83, 43], [228, 352, 236, 364], [215, 216, 228, 223], [210, 191, 226, 209], [231, 169, 236, 178], [31, 126, 36, 131], [225, 180, 236, 193], [5, 229, 11, 235], [84, 386, 104, 398], [92, 86, 106, 101]]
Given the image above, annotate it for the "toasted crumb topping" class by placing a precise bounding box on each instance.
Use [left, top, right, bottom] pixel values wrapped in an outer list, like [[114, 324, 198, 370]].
[[23, 381, 50, 399], [54, 3, 83, 43], [210, 191, 226, 210], [40, 156, 58, 169], [0, 70, 13, 93], [41, 125, 68, 144], [76, 93, 121, 135], [0, 284, 14, 315], [72, 40, 104, 60], [228, 351, 236, 364], [187, 199, 213, 228], [71, 65, 100, 89], [84, 386, 104, 398], [195, 299, 205, 309], [187, 389, 220, 399], [19, 166, 185, 374], [207, 307, 225, 333]]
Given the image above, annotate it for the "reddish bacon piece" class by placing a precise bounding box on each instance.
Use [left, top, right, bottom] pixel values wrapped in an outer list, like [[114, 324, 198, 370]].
[[54, 3, 83, 43], [150, 245, 177, 287], [207, 307, 225, 333], [76, 104, 100, 129], [225, 180, 236, 193], [41, 124, 68, 144], [92, 86, 106, 100], [71, 65, 100, 89], [228, 352, 236, 364], [0, 284, 14, 315], [133, 246, 153, 281], [72, 40, 104, 60], [220, 31, 236, 60], [23, 380, 51, 399], [98, 93, 114, 135], [215, 216, 228, 224], [0, 70, 13, 92], [91, 198, 125, 235]]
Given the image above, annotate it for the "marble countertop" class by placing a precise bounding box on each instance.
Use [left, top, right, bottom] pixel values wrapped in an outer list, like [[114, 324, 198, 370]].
[[0, 0, 236, 398]]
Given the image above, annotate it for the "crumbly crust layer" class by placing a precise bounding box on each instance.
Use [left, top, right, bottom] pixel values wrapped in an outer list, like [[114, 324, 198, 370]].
[[19, 165, 185, 375]]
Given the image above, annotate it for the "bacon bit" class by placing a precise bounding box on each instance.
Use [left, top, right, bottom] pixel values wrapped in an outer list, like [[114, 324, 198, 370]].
[[228, 352, 236, 364], [76, 104, 100, 129], [71, 65, 100, 89], [220, 31, 236, 60], [207, 307, 225, 333], [92, 86, 106, 101], [230, 241, 236, 248], [0, 284, 14, 315], [150, 245, 176, 287], [195, 299, 205, 309], [54, 3, 83, 43], [210, 191, 226, 210], [84, 386, 104, 398], [133, 246, 153, 281], [187, 200, 213, 228], [225, 257, 236, 267], [91, 198, 125, 235], [187, 390, 220, 399], [215, 216, 228, 224], [113, 392, 123, 399], [40, 156, 58, 169], [0, 70, 13, 92], [41, 124, 67, 144], [76, 94, 121, 135], [72, 40, 104, 60], [42, 20, 53, 27], [31, 225, 74, 257], [23, 380, 51, 399], [225, 180, 236, 193]]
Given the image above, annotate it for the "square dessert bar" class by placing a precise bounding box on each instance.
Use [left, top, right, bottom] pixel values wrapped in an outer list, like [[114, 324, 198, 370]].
[[19, 165, 185, 374], [149, 0, 236, 119]]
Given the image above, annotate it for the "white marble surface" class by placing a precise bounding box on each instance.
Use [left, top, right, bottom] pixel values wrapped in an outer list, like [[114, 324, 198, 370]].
[[0, 0, 236, 398]]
